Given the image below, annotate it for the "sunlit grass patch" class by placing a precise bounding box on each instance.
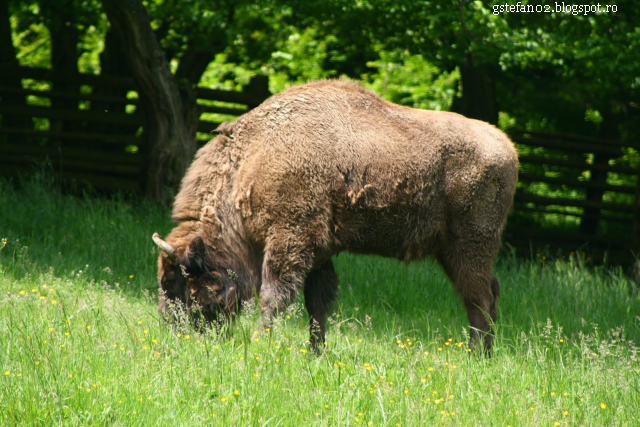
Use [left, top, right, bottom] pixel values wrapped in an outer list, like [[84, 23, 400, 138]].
[[1, 176, 639, 425]]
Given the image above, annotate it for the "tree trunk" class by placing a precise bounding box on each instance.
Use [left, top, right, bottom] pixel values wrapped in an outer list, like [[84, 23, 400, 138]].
[[102, 0, 200, 204], [451, 53, 498, 125], [175, 49, 215, 86], [41, 0, 80, 139], [0, 0, 32, 143]]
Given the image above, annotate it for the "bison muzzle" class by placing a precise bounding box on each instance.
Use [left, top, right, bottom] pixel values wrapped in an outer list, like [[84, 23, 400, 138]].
[[153, 80, 518, 355]]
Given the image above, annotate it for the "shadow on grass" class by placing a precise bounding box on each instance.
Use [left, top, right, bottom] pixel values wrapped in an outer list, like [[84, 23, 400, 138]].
[[2, 174, 638, 347]]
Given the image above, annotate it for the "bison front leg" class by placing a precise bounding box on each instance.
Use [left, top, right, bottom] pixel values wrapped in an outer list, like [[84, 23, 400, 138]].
[[256, 239, 313, 336], [303, 261, 339, 352]]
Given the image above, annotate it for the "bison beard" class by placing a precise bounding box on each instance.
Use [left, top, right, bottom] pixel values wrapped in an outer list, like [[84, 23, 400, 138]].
[[153, 80, 518, 356]]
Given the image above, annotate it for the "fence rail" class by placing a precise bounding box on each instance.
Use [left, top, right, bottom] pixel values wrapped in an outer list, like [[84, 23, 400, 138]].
[[505, 130, 640, 264], [0, 66, 270, 192], [1, 67, 639, 264]]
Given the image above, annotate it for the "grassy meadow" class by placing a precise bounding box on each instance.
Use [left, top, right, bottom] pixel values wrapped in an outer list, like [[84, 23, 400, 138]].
[[1, 175, 639, 426]]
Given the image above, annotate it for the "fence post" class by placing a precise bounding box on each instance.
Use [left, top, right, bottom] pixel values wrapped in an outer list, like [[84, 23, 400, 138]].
[[245, 75, 271, 109]]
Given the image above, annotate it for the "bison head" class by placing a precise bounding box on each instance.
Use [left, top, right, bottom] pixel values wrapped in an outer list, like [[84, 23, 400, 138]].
[[152, 232, 239, 323]]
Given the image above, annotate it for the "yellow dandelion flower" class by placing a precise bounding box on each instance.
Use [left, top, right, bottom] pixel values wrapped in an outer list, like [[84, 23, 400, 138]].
[[176, 333, 182, 338], [554, 422, 560, 426], [421, 378, 427, 383], [4, 371, 9, 376], [129, 275, 134, 279], [563, 410, 569, 416], [51, 300, 57, 305], [221, 397, 227, 402], [403, 389, 409, 394], [185, 335, 191, 340], [19, 290, 26, 295], [49, 327, 54, 331], [31, 289, 37, 293], [40, 296, 46, 300], [427, 367, 434, 372], [325, 404, 329, 408], [600, 403, 607, 409], [300, 348, 308, 353]]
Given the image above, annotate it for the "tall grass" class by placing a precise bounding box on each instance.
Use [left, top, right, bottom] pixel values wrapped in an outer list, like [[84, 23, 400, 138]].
[[1, 175, 639, 426]]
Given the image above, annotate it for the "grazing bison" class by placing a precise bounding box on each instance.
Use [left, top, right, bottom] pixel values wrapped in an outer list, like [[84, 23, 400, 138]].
[[153, 80, 518, 355]]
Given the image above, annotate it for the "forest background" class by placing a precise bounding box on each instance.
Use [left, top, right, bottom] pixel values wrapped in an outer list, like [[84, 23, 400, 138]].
[[1, 0, 640, 254]]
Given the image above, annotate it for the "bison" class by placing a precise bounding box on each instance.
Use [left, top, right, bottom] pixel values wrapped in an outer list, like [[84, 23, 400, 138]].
[[153, 80, 518, 355]]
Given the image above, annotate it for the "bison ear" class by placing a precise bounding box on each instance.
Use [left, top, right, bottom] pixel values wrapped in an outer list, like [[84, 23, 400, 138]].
[[189, 236, 206, 255], [184, 236, 209, 274]]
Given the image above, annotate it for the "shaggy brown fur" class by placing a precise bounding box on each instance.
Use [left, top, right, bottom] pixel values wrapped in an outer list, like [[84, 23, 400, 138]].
[[154, 79, 518, 354]]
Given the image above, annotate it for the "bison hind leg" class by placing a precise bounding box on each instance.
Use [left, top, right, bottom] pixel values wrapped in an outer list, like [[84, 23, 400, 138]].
[[304, 261, 339, 352], [438, 246, 500, 357]]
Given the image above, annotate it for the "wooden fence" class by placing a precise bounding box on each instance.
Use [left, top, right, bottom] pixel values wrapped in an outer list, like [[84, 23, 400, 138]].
[[1, 67, 639, 264], [0, 66, 270, 192], [504, 130, 640, 264]]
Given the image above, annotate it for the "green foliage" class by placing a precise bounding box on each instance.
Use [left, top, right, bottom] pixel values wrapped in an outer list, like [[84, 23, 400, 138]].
[[1, 177, 639, 425], [268, 27, 338, 93], [364, 49, 459, 111]]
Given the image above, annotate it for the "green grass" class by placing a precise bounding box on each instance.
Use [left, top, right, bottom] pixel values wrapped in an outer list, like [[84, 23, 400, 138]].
[[1, 175, 639, 426]]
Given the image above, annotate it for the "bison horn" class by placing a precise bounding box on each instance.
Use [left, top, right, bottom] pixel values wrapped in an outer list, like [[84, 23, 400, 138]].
[[152, 232, 177, 261]]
